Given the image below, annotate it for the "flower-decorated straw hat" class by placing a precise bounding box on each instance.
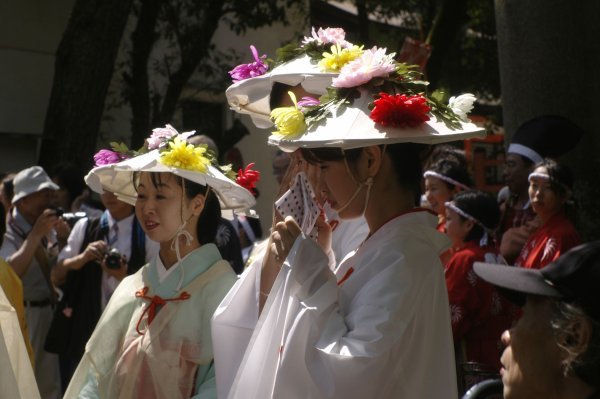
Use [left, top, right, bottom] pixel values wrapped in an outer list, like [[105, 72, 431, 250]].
[[226, 27, 355, 128], [262, 46, 485, 150], [85, 125, 258, 212]]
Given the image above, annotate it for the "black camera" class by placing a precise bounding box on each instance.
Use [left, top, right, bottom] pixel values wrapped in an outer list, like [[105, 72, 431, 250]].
[[105, 248, 123, 269]]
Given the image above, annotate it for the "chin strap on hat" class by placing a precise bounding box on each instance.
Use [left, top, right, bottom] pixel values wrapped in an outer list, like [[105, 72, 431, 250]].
[[335, 176, 374, 216], [171, 219, 193, 290]]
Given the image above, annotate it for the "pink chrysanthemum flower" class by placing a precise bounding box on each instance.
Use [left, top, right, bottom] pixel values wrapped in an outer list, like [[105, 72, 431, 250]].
[[229, 45, 269, 82], [147, 124, 194, 150], [332, 47, 397, 88], [93, 149, 125, 166], [302, 27, 352, 48], [297, 96, 320, 108]]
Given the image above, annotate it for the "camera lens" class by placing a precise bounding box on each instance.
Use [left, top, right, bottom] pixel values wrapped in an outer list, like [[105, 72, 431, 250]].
[[105, 248, 122, 269]]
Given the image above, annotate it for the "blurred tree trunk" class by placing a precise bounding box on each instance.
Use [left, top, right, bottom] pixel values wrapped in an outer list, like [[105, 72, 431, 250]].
[[495, 0, 600, 240], [425, 0, 469, 86], [129, 0, 225, 148], [39, 0, 133, 170]]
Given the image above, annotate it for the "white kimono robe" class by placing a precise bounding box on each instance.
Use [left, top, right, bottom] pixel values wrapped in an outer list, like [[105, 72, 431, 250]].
[[0, 285, 40, 399], [212, 210, 458, 398], [65, 244, 236, 399]]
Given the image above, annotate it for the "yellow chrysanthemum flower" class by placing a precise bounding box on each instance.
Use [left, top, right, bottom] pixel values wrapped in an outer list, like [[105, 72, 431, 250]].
[[270, 91, 307, 138], [159, 137, 211, 173], [318, 44, 363, 72]]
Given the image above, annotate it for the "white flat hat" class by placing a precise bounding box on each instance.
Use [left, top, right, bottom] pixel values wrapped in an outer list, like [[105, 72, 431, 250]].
[[268, 88, 486, 151], [85, 149, 255, 211], [226, 54, 337, 128]]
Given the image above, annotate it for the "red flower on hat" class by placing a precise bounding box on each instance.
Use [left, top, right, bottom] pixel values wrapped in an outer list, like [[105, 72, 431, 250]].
[[369, 93, 431, 128], [236, 163, 260, 196]]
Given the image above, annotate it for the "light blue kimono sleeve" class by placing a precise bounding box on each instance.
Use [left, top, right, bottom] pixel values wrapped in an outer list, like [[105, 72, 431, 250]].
[[77, 368, 100, 399], [192, 361, 216, 399]]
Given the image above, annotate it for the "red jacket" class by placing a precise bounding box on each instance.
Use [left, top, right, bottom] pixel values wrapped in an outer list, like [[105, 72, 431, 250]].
[[445, 242, 516, 368], [514, 212, 580, 269]]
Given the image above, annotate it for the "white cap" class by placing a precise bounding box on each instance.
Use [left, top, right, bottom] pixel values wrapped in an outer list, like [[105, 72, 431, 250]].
[[12, 166, 59, 204]]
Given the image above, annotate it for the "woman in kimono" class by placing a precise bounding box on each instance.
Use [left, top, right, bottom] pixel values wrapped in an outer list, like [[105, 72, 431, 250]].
[[514, 158, 580, 269], [443, 190, 514, 371], [64, 127, 256, 399], [212, 44, 485, 398]]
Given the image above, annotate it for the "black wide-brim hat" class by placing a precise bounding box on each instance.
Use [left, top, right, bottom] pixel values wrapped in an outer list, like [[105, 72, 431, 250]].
[[474, 241, 600, 321], [508, 115, 584, 163]]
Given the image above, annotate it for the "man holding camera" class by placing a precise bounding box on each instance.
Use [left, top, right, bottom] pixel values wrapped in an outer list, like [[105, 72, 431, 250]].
[[0, 165, 70, 399], [53, 188, 158, 389]]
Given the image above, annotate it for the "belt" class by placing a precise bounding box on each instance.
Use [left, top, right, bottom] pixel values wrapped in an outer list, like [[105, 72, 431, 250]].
[[23, 298, 53, 307]]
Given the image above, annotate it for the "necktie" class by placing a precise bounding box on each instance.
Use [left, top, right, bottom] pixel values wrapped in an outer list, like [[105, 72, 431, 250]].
[[108, 223, 119, 248]]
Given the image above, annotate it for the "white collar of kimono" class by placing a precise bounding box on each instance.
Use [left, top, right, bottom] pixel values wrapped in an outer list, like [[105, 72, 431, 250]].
[[155, 250, 195, 283], [423, 170, 470, 191]]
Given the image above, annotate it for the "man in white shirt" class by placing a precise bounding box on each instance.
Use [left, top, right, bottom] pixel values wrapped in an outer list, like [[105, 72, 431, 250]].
[[53, 189, 158, 389]]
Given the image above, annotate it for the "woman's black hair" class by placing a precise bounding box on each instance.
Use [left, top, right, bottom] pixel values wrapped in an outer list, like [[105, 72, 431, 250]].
[[532, 158, 576, 222], [301, 143, 428, 205], [427, 158, 473, 190], [533, 158, 574, 196], [135, 172, 221, 245], [1, 178, 14, 203], [270, 82, 293, 110], [423, 144, 467, 171], [452, 190, 500, 243]]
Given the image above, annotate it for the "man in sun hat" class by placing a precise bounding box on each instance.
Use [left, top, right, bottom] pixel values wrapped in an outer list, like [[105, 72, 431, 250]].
[[0, 165, 70, 399], [498, 115, 584, 263], [474, 242, 600, 399]]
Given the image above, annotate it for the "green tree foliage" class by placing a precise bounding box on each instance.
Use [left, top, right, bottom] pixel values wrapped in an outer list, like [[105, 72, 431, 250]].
[[122, 0, 297, 148], [318, 0, 499, 102], [40, 0, 296, 169]]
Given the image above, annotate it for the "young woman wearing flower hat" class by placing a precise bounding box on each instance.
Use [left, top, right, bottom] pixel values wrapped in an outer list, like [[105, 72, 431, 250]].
[[64, 126, 256, 398], [212, 43, 485, 398], [225, 27, 371, 269], [514, 158, 581, 270]]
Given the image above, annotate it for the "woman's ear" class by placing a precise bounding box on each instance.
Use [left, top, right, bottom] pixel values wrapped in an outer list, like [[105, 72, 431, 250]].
[[362, 145, 383, 178], [190, 194, 206, 217]]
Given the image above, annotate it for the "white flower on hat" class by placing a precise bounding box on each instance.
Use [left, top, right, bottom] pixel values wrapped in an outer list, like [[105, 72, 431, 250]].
[[448, 93, 476, 122]]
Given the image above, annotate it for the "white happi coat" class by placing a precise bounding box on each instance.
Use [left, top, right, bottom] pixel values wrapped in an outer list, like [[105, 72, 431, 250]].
[[212, 210, 457, 398]]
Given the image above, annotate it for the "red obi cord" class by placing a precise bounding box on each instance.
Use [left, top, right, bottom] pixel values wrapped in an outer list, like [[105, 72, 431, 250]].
[[337, 267, 354, 286], [135, 287, 190, 335]]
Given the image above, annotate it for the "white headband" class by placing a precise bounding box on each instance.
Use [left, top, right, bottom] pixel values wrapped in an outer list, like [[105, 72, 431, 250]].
[[424, 170, 470, 191], [528, 171, 571, 193], [528, 172, 550, 182], [508, 143, 543, 164], [445, 201, 491, 247]]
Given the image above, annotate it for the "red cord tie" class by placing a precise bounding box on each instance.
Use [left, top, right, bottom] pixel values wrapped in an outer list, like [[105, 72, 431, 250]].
[[337, 267, 354, 286], [135, 287, 191, 335]]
